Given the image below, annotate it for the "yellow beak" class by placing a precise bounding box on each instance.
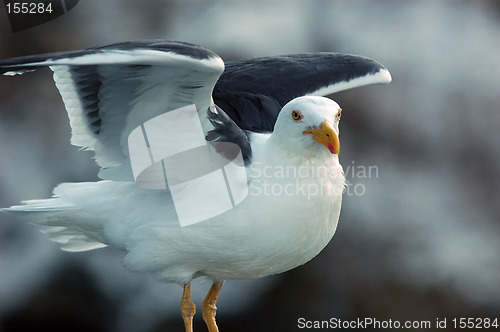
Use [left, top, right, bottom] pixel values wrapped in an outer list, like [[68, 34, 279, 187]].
[[302, 120, 340, 154]]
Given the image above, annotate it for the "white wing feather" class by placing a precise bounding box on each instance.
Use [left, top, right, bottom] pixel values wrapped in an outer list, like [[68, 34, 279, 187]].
[[16, 48, 224, 179]]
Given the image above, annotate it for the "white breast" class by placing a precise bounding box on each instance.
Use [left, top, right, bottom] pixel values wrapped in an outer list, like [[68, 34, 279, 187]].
[[192, 138, 345, 280]]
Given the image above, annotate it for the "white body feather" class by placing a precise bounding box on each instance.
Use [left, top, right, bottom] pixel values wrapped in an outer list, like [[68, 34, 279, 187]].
[[7, 127, 344, 284]]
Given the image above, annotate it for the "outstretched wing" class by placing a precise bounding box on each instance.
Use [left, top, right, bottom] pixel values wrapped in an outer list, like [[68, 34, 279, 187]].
[[1, 43, 391, 178], [0, 40, 225, 180], [214, 53, 391, 132]]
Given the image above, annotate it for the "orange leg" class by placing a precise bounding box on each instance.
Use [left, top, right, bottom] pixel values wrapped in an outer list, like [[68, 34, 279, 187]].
[[181, 283, 196, 332], [202, 281, 225, 332]]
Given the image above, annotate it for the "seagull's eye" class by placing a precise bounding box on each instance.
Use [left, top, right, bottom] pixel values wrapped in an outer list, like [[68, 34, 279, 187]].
[[335, 108, 342, 122], [291, 110, 303, 122]]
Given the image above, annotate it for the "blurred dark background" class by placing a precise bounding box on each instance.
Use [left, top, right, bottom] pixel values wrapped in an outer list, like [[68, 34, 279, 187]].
[[1, 1, 499, 331]]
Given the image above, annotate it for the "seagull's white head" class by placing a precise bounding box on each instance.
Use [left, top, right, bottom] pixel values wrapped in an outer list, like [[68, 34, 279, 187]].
[[272, 96, 342, 157]]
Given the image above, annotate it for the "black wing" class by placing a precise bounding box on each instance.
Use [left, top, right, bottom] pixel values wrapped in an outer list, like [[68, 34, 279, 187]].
[[214, 53, 391, 132]]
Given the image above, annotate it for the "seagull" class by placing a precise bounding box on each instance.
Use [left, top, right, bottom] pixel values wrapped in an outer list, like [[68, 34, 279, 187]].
[[0, 40, 390, 332]]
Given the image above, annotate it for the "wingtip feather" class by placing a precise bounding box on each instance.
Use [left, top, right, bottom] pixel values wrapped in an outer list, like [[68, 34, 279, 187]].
[[379, 68, 392, 84]]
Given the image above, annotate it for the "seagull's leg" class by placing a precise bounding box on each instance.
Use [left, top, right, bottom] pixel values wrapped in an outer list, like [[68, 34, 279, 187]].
[[181, 283, 196, 332], [202, 281, 225, 332]]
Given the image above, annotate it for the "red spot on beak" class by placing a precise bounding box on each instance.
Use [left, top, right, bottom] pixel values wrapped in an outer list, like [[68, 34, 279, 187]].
[[327, 143, 336, 154]]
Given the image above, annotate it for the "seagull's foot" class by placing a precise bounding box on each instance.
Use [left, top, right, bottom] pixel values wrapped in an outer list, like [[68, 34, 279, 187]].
[[202, 281, 224, 332], [181, 283, 196, 332]]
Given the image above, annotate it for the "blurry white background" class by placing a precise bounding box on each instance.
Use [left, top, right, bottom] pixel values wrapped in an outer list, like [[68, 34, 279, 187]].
[[1, 1, 499, 331]]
